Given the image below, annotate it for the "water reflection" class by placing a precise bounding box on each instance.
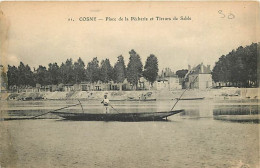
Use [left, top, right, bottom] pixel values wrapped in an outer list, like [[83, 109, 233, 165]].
[[0, 99, 259, 167], [0, 99, 258, 121]]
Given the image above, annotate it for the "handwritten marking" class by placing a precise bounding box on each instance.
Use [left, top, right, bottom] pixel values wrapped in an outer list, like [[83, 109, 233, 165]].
[[218, 10, 225, 18], [228, 13, 235, 19], [218, 10, 235, 19]]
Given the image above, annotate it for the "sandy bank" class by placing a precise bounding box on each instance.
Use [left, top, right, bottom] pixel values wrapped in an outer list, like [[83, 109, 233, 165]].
[[1, 88, 259, 101]]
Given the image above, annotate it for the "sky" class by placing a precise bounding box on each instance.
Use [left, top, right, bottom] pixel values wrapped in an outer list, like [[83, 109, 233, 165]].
[[0, 1, 259, 72]]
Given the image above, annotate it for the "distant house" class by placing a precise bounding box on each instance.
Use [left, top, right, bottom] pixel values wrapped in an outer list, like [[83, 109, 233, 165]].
[[58, 83, 64, 91], [184, 63, 213, 90], [80, 81, 104, 91], [79, 81, 128, 91], [137, 77, 151, 90], [51, 85, 58, 92], [80, 82, 92, 91], [122, 79, 132, 91], [108, 82, 121, 91], [155, 68, 182, 90], [155, 78, 169, 90], [64, 84, 74, 92]]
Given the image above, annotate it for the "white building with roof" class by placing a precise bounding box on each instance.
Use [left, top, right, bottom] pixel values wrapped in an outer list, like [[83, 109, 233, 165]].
[[184, 63, 213, 90]]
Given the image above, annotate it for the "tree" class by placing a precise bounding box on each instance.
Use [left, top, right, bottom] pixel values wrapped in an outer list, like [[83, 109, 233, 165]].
[[86, 57, 100, 83], [48, 63, 60, 85], [7, 65, 18, 88], [113, 55, 126, 83], [17, 62, 26, 86], [126, 49, 143, 89], [100, 58, 113, 83], [143, 54, 158, 86], [59, 59, 74, 84], [176, 69, 188, 78], [35, 65, 49, 86], [74, 57, 86, 84], [244, 43, 257, 87], [212, 43, 258, 87], [1, 66, 8, 89], [17, 62, 34, 87], [59, 63, 66, 84]]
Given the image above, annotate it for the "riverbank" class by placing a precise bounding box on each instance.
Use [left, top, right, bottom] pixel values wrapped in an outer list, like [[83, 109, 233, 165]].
[[213, 115, 260, 123], [1, 88, 259, 101]]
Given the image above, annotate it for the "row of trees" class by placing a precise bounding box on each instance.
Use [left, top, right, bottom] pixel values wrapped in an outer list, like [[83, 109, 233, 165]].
[[6, 49, 159, 89], [212, 43, 259, 87]]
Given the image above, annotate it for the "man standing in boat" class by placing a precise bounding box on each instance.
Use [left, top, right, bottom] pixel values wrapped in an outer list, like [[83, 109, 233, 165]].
[[101, 94, 109, 113]]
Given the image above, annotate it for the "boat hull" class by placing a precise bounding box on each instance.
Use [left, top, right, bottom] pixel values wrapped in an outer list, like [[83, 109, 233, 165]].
[[176, 97, 205, 100], [128, 99, 156, 101], [110, 99, 156, 101], [51, 110, 183, 121]]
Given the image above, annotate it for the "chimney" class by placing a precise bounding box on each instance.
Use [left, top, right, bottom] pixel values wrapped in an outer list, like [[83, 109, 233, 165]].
[[188, 65, 191, 71]]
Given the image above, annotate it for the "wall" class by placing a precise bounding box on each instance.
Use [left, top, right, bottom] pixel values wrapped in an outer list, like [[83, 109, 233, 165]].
[[167, 77, 182, 90], [198, 74, 213, 90], [155, 80, 169, 90]]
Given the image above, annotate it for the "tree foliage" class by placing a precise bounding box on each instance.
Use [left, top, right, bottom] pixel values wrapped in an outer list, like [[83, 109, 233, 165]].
[[48, 63, 60, 85], [74, 57, 86, 84], [35, 65, 49, 86], [143, 54, 158, 85], [176, 69, 188, 78], [114, 55, 126, 83], [126, 49, 143, 89], [16, 62, 34, 87], [212, 43, 258, 87], [5, 49, 164, 90], [59, 59, 74, 84], [86, 57, 100, 83], [1, 66, 8, 88], [100, 58, 113, 83], [7, 65, 18, 88]]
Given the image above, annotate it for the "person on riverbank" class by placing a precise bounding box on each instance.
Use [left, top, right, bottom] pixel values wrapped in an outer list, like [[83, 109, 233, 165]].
[[101, 95, 109, 113]]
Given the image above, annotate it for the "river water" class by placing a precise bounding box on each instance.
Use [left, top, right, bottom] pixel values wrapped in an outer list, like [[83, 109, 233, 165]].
[[0, 99, 259, 168]]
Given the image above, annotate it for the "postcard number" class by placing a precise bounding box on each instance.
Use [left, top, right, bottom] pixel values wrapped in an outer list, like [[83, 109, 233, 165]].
[[218, 10, 235, 19]]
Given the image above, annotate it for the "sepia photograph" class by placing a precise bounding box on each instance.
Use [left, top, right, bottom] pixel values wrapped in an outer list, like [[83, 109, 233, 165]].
[[0, 1, 259, 168]]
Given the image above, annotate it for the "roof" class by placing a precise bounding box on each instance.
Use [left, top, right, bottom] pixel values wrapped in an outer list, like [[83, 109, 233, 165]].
[[189, 63, 211, 75]]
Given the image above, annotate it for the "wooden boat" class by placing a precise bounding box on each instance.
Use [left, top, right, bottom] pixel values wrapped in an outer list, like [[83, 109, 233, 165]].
[[127, 96, 156, 101], [110, 99, 156, 102], [175, 97, 205, 100], [128, 98, 156, 101], [51, 109, 184, 121]]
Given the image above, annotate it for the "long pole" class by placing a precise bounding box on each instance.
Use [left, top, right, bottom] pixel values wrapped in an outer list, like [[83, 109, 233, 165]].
[[170, 76, 198, 111], [31, 102, 80, 119], [78, 100, 84, 113], [109, 104, 120, 113]]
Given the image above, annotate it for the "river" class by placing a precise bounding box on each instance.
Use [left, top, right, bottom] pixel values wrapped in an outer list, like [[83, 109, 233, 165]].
[[0, 99, 259, 168]]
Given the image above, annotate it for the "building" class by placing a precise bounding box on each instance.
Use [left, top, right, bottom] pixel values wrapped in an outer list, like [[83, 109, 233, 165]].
[[137, 77, 152, 90], [155, 68, 182, 90], [80, 81, 127, 91], [155, 78, 169, 90], [155, 76, 181, 90], [184, 63, 213, 90], [167, 76, 182, 90]]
